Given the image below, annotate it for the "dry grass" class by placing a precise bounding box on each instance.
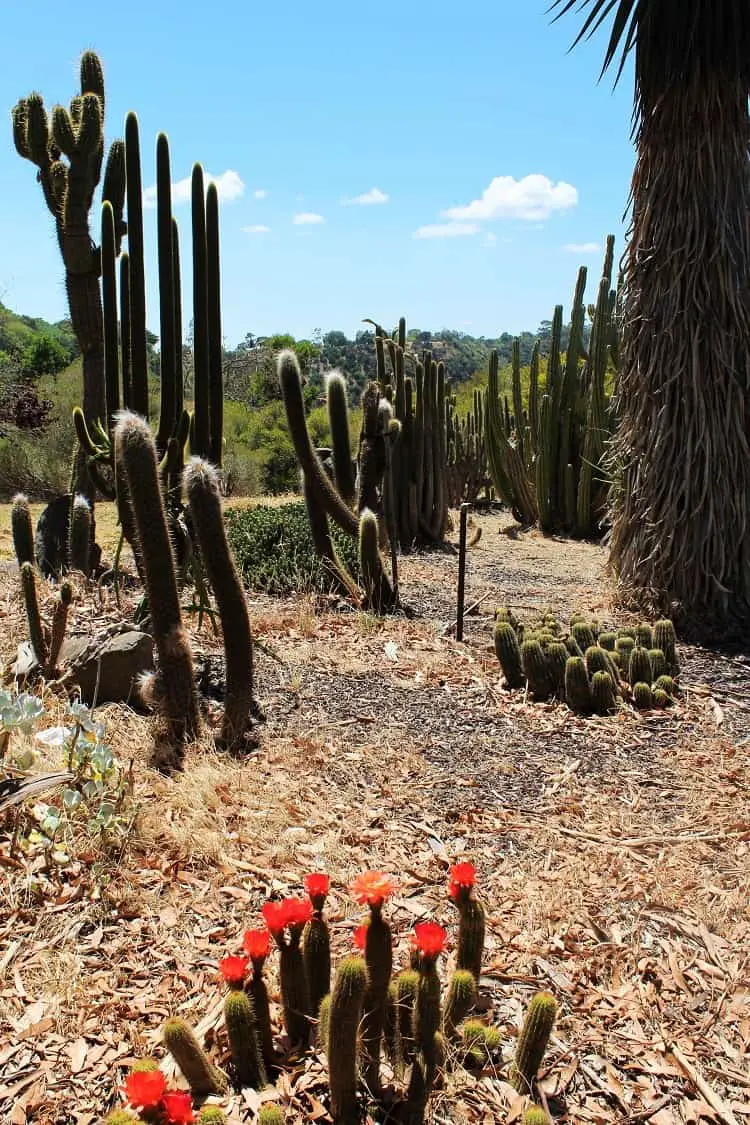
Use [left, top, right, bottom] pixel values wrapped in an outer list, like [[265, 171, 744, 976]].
[[1, 510, 748, 1124]]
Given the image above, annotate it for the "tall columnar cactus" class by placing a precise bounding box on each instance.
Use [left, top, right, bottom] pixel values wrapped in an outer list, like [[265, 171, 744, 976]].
[[11, 494, 35, 567], [510, 991, 558, 1094], [69, 495, 92, 575], [264, 898, 312, 1046], [162, 1017, 228, 1096], [328, 956, 367, 1125], [184, 458, 254, 752], [326, 371, 356, 506], [48, 582, 73, 673], [12, 51, 126, 497], [243, 929, 275, 1069], [20, 562, 48, 667], [494, 621, 524, 688], [114, 413, 199, 752], [302, 874, 332, 1017], [405, 924, 446, 1125], [224, 988, 267, 1091], [448, 863, 485, 982], [395, 969, 419, 1067]]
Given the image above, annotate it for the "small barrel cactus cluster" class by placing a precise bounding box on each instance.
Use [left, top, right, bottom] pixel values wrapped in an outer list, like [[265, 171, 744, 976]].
[[111, 863, 557, 1125], [493, 608, 680, 716]]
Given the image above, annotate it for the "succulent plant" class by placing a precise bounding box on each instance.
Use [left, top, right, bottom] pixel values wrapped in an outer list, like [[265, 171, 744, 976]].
[[571, 621, 596, 652], [629, 646, 653, 686], [224, 988, 267, 1090], [258, 1107, 284, 1125], [598, 630, 616, 651], [510, 991, 557, 1094], [328, 956, 367, 1124], [162, 1016, 228, 1096], [653, 619, 678, 672], [442, 970, 477, 1040], [494, 620, 524, 688], [649, 648, 667, 681], [521, 639, 553, 699], [591, 670, 617, 715], [652, 688, 670, 708], [633, 682, 653, 710], [11, 494, 35, 567], [565, 656, 592, 714], [654, 674, 676, 696]]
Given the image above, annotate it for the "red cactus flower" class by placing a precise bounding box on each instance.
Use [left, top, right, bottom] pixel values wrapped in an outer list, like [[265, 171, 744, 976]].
[[304, 872, 330, 905], [412, 922, 446, 959], [162, 1090, 194, 1124], [353, 924, 369, 950], [219, 955, 249, 986], [282, 896, 313, 929], [123, 1068, 167, 1109], [350, 871, 397, 908], [262, 900, 289, 937], [449, 861, 477, 901], [244, 928, 271, 961]]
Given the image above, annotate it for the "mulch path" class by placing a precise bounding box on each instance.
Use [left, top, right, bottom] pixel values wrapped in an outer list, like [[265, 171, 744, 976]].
[[1, 511, 749, 1125]]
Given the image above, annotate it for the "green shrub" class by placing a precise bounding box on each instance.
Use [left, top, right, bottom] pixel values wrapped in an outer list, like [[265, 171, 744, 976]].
[[226, 501, 359, 595]]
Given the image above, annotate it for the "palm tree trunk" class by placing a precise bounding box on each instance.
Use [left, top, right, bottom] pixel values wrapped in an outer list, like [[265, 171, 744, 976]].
[[609, 73, 750, 629]]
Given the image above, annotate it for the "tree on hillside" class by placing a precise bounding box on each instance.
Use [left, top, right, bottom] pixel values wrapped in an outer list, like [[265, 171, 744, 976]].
[[552, 0, 750, 629]]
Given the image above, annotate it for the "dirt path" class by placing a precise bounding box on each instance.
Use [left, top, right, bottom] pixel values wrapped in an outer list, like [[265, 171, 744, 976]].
[[1, 509, 748, 1125]]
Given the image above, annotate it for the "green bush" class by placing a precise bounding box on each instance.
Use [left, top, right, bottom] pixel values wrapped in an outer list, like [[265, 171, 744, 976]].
[[226, 501, 359, 595]]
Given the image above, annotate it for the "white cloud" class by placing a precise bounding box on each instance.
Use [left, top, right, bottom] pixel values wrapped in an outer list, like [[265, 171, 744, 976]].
[[413, 222, 480, 239], [442, 174, 578, 223], [143, 169, 245, 209], [484, 232, 497, 247], [242, 224, 270, 234], [343, 187, 389, 206], [253, 188, 267, 199], [562, 241, 600, 254], [293, 212, 325, 225]]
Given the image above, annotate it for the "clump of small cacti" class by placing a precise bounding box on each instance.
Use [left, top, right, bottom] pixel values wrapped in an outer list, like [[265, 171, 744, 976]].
[[460, 1019, 502, 1066], [449, 862, 485, 981], [510, 991, 558, 1094], [302, 873, 332, 1017], [328, 956, 367, 1124], [350, 870, 397, 1094], [162, 1016, 228, 1095], [494, 620, 524, 688]]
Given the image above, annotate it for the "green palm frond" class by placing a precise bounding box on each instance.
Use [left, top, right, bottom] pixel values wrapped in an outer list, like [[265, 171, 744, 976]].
[[549, 0, 750, 93]]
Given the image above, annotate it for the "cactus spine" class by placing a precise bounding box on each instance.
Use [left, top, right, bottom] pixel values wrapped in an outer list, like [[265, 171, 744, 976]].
[[162, 1016, 228, 1095], [510, 991, 557, 1094], [11, 494, 34, 567], [328, 956, 367, 1125], [114, 413, 199, 750], [184, 458, 253, 752], [224, 988, 267, 1090]]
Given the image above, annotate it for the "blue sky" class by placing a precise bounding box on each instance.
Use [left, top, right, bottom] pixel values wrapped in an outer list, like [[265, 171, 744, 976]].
[[0, 1, 635, 347]]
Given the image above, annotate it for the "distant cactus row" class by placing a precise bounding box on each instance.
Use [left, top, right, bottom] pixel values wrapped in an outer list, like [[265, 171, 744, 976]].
[[486, 238, 621, 537], [493, 608, 680, 715], [112, 864, 557, 1125]]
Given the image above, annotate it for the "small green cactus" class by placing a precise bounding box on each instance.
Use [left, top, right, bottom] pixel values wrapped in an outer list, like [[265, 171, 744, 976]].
[[635, 623, 653, 648], [564, 656, 592, 714], [361, 905, 393, 1094], [249, 973, 275, 1070], [655, 674, 676, 696], [494, 620, 524, 688], [443, 970, 477, 1039], [521, 639, 553, 699], [328, 957, 367, 1125], [197, 1110, 227, 1125], [523, 1109, 549, 1125], [585, 645, 611, 678], [598, 630, 616, 651], [652, 688, 670, 708], [617, 627, 636, 640], [383, 981, 399, 1066], [653, 619, 678, 672], [461, 1019, 502, 1065], [571, 621, 596, 652], [563, 633, 583, 658], [615, 636, 635, 680], [510, 991, 557, 1094], [162, 1017, 228, 1095], [647, 648, 666, 680], [546, 642, 569, 696], [258, 1107, 284, 1125], [303, 914, 331, 1018], [318, 992, 331, 1050], [11, 493, 35, 567], [104, 1112, 136, 1125], [455, 897, 485, 981], [591, 670, 617, 715], [130, 1057, 159, 1072], [224, 988, 267, 1090], [633, 682, 653, 710], [395, 969, 419, 1065], [629, 646, 653, 686]]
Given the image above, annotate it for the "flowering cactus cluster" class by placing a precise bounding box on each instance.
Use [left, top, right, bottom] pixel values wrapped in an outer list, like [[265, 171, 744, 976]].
[[113, 863, 556, 1125]]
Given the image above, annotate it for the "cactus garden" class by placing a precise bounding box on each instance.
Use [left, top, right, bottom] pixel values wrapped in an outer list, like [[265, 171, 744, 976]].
[[2, 5, 750, 1123]]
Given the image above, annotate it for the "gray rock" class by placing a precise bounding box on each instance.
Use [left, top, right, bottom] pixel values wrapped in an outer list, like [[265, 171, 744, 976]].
[[12, 629, 154, 706]]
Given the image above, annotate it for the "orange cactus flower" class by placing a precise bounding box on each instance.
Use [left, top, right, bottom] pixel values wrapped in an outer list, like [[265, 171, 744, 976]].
[[412, 922, 446, 959], [162, 1090, 194, 1124], [449, 861, 477, 901], [353, 924, 369, 950], [350, 871, 397, 907], [243, 928, 271, 961], [219, 955, 249, 986], [304, 872, 330, 907]]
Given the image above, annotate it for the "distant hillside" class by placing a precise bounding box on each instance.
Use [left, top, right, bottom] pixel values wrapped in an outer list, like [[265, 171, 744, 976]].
[[0, 301, 78, 376]]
